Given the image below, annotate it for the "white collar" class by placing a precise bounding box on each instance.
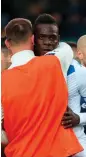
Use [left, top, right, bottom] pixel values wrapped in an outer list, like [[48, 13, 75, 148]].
[[9, 50, 35, 69], [72, 59, 81, 67]]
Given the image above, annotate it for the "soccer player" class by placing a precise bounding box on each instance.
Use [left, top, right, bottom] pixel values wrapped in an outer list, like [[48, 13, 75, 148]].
[[77, 35, 86, 134], [77, 35, 86, 67], [34, 13, 86, 157]]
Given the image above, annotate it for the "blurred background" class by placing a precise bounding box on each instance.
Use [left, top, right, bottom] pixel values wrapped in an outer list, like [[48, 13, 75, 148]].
[[1, 0, 86, 42]]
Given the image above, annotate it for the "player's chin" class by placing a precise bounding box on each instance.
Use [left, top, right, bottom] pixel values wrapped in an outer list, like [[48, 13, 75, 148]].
[[40, 51, 48, 55], [42, 49, 52, 55]]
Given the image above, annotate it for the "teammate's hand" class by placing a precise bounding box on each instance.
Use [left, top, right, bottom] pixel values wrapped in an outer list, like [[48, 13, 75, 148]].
[[61, 107, 80, 129]]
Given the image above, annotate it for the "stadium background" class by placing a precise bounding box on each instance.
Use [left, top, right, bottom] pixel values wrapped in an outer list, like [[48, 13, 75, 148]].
[[1, 0, 86, 42]]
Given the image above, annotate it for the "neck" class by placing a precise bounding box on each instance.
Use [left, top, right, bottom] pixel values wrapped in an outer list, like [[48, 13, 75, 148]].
[[81, 61, 86, 67], [11, 44, 33, 55]]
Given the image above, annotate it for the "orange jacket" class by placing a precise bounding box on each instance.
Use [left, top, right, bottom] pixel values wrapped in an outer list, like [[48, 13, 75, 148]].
[[2, 56, 83, 157]]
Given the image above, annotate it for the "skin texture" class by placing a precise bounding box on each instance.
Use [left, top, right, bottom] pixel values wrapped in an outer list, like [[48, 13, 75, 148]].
[[34, 23, 80, 129], [77, 35, 86, 67], [61, 107, 80, 129], [34, 24, 59, 56]]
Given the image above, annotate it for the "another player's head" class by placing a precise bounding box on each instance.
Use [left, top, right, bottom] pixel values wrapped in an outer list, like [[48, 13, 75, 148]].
[[33, 13, 59, 56], [5, 18, 33, 55], [77, 35, 86, 67], [1, 38, 11, 71]]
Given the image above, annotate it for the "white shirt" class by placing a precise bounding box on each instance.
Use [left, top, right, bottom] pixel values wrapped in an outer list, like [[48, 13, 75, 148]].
[[67, 59, 86, 138], [47, 43, 86, 138], [9, 50, 35, 69], [46, 42, 73, 80]]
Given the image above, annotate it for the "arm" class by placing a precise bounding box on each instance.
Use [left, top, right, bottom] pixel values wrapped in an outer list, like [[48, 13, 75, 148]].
[[46, 42, 73, 79], [61, 107, 80, 129], [61, 107, 86, 128]]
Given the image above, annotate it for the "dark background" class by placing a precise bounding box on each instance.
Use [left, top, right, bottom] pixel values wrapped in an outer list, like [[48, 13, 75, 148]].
[[1, 0, 86, 42]]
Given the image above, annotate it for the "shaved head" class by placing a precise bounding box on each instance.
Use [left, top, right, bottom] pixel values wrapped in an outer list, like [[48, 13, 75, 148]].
[[77, 35, 86, 51], [77, 35, 86, 67]]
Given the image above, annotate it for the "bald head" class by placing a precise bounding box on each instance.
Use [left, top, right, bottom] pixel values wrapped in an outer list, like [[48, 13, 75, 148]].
[[77, 35, 86, 51], [77, 35, 86, 67]]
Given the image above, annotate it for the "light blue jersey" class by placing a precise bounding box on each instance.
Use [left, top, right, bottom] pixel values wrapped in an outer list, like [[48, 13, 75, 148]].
[[46, 44, 86, 155], [47, 43, 86, 138], [67, 59, 86, 137]]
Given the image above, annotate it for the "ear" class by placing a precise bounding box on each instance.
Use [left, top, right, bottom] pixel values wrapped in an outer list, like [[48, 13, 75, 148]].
[[31, 35, 34, 45], [7, 53, 11, 62], [77, 50, 83, 60], [5, 39, 11, 50]]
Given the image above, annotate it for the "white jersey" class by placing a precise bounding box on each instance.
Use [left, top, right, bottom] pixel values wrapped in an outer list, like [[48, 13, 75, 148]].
[[46, 42, 73, 80], [46, 43, 86, 157], [67, 59, 86, 138], [47, 43, 86, 138]]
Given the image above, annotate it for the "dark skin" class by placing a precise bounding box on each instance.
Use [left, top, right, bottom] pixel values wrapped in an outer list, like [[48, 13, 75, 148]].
[[34, 23, 80, 129], [61, 107, 80, 129], [34, 24, 59, 56]]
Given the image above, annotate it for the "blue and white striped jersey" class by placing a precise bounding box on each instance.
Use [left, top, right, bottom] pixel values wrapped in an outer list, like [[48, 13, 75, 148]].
[[67, 59, 86, 137], [67, 60, 86, 117], [47, 43, 86, 137]]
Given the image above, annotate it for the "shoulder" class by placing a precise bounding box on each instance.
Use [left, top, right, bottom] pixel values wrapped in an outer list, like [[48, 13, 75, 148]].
[[75, 63, 86, 78], [68, 59, 86, 75], [46, 42, 73, 56], [38, 55, 61, 67], [1, 68, 19, 84], [2, 70, 10, 79], [72, 60, 86, 78], [73, 63, 86, 87], [67, 64, 75, 76]]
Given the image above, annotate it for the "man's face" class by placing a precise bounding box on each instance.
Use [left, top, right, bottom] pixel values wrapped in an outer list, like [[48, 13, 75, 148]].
[[35, 24, 59, 56], [72, 46, 77, 59], [82, 48, 86, 67], [77, 47, 86, 67]]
